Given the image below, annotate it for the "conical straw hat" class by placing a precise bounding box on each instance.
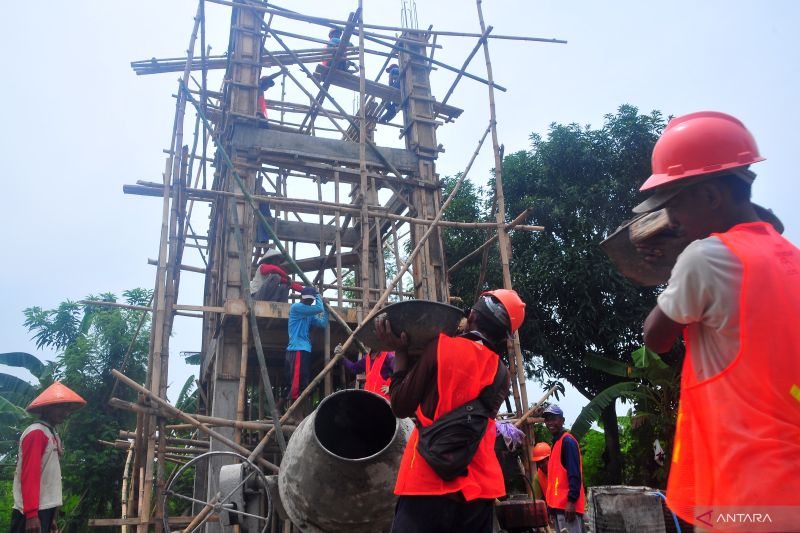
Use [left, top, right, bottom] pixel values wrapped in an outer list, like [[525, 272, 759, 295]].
[[26, 381, 87, 413]]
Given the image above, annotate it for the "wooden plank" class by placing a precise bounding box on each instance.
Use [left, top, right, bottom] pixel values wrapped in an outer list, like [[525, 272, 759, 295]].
[[271, 219, 360, 247], [231, 125, 420, 173], [294, 251, 360, 272], [223, 299, 359, 324], [316, 66, 464, 119]]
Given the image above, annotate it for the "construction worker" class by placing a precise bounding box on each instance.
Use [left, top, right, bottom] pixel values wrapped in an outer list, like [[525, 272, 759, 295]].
[[635, 111, 800, 529], [375, 289, 525, 533], [256, 70, 283, 123], [250, 249, 303, 303], [530, 441, 551, 500], [543, 405, 585, 533], [281, 287, 328, 412], [379, 63, 401, 124], [12, 381, 86, 533], [322, 28, 356, 72], [340, 349, 394, 400]]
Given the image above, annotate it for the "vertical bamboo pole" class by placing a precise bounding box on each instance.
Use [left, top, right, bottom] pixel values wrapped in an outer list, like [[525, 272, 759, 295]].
[[475, 0, 529, 415], [334, 171, 344, 307], [357, 4, 370, 311], [138, 8, 202, 530], [235, 313, 249, 445]]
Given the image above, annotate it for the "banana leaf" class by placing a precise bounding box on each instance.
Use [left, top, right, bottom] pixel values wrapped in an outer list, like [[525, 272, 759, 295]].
[[0, 374, 37, 407], [0, 352, 45, 377], [570, 382, 641, 441]]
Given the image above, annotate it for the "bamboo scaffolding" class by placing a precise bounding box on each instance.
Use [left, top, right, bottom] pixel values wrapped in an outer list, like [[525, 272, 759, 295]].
[[249, 123, 492, 457], [111, 370, 279, 473]]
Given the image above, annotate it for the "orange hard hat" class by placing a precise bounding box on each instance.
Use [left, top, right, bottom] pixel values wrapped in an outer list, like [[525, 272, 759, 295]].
[[26, 381, 86, 413], [481, 289, 525, 334], [640, 111, 764, 192], [531, 441, 551, 462]]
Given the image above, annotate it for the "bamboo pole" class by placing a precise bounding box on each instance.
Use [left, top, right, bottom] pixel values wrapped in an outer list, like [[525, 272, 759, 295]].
[[476, 0, 529, 414], [447, 208, 535, 274], [111, 370, 279, 473], [121, 443, 134, 533], [358, 2, 370, 311], [205, 0, 566, 43], [235, 313, 249, 445], [438, 26, 493, 114]]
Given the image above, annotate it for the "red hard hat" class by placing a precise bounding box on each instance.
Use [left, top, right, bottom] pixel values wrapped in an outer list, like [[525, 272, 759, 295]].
[[26, 381, 86, 413], [531, 441, 551, 462], [640, 111, 765, 192], [481, 289, 525, 334]]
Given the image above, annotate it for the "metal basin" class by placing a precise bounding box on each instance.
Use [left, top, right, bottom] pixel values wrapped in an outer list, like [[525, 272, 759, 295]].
[[355, 300, 464, 353]]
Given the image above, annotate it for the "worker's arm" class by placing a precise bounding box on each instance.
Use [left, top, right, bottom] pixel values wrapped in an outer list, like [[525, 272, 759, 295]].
[[20, 428, 49, 518], [290, 295, 324, 317], [387, 341, 438, 419], [643, 238, 723, 355], [643, 305, 684, 354], [310, 297, 329, 329], [562, 435, 583, 521]]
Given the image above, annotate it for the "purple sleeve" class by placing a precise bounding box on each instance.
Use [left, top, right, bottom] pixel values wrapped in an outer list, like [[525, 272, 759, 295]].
[[342, 355, 367, 374], [381, 354, 395, 380]]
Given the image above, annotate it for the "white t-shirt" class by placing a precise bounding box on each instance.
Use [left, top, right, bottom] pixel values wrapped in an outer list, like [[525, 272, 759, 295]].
[[656, 236, 742, 381]]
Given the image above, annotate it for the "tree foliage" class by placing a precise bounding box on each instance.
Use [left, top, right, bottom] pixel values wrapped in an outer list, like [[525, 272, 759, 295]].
[[0, 289, 153, 532], [442, 105, 669, 483]]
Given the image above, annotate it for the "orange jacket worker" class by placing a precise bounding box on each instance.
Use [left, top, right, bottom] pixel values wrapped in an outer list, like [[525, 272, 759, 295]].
[[375, 289, 524, 533], [637, 112, 800, 529]]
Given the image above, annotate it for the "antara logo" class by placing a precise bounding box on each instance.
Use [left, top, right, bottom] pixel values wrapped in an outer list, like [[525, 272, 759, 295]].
[[696, 510, 774, 528]]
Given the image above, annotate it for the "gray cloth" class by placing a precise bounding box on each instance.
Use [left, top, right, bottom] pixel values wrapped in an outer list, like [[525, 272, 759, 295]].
[[552, 510, 584, 533], [252, 273, 290, 302]]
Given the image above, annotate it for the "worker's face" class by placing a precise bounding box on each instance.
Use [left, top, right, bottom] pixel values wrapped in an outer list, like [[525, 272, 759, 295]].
[[537, 459, 549, 472], [41, 405, 72, 425], [662, 181, 725, 242], [544, 414, 564, 436]]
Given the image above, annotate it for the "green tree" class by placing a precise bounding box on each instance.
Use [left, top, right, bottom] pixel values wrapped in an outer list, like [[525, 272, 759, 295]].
[[501, 105, 666, 483], [18, 289, 152, 532], [441, 105, 667, 483]]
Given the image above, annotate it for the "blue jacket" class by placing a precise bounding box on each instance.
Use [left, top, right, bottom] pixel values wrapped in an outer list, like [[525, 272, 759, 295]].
[[287, 295, 328, 352]]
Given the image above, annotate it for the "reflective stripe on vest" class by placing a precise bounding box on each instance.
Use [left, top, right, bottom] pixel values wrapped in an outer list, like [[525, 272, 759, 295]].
[[545, 432, 585, 514], [666, 222, 800, 524], [394, 334, 505, 500], [365, 352, 391, 400]]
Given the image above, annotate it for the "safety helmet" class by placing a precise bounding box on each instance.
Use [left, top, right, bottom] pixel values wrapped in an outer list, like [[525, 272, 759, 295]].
[[480, 289, 525, 334], [258, 249, 282, 264], [26, 381, 86, 413], [531, 441, 551, 462], [386, 64, 400, 73], [640, 111, 764, 192], [328, 28, 342, 38]]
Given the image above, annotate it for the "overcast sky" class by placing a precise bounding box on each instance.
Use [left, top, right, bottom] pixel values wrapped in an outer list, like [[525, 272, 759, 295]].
[[1, 1, 797, 423]]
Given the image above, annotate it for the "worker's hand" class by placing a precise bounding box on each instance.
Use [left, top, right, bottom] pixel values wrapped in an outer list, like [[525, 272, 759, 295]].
[[565, 500, 576, 522], [333, 343, 344, 357], [380, 384, 390, 395], [25, 515, 41, 533], [373, 316, 409, 352]]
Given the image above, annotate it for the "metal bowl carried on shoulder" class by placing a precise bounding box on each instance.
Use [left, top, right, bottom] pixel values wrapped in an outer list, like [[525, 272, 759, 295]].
[[356, 300, 464, 353]]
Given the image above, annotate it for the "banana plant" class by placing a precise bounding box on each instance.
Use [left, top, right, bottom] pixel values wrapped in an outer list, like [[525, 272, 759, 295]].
[[0, 352, 53, 458], [570, 346, 679, 441]]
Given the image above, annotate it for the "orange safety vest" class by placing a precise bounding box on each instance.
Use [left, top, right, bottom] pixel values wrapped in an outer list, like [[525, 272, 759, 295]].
[[536, 468, 548, 499], [394, 334, 505, 500], [257, 93, 268, 119], [666, 222, 800, 525], [365, 351, 391, 400], [545, 432, 585, 514]]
